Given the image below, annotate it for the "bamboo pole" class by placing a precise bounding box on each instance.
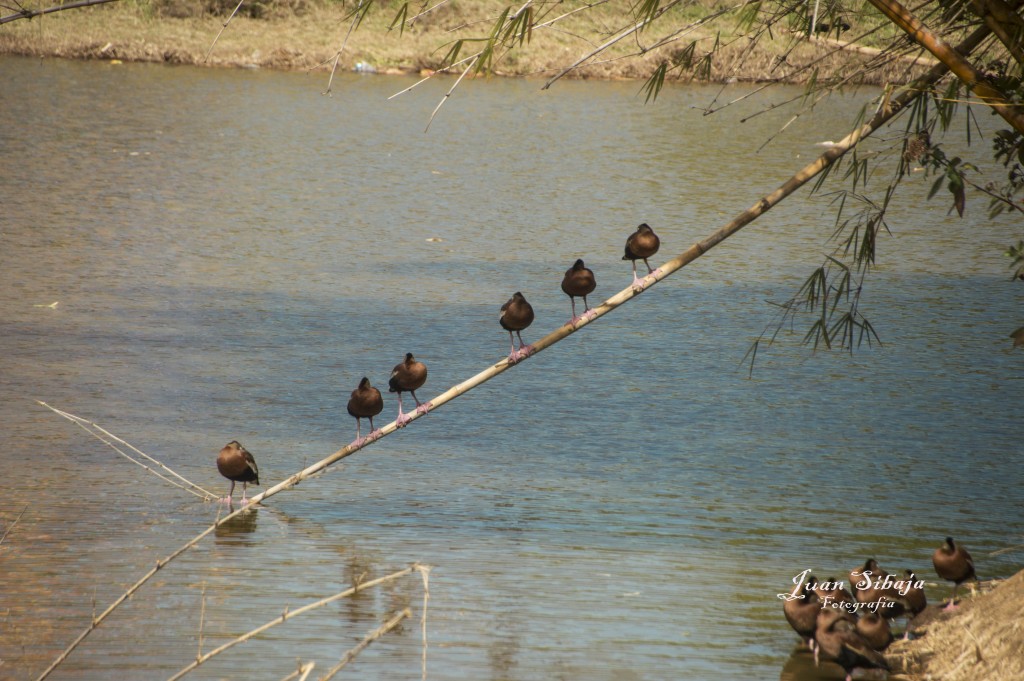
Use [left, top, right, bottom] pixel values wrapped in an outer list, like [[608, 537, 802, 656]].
[[37, 20, 1002, 681], [166, 566, 420, 681], [867, 0, 1024, 135], [319, 608, 412, 681], [36, 402, 219, 501], [967, 0, 1024, 66]]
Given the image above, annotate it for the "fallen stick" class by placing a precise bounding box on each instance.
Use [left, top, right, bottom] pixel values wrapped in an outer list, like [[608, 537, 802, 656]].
[[319, 608, 412, 681], [166, 566, 420, 681], [37, 402, 218, 500]]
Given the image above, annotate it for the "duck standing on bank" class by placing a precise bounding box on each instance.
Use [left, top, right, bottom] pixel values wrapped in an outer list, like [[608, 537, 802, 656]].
[[814, 608, 890, 681], [933, 536, 976, 610], [217, 440, 259, 506], [347, 377, 384, 445]]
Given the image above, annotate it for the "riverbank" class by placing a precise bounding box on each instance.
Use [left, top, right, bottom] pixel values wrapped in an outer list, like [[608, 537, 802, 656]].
[[887, 569, 1024, 681], [0, 0, 929, 83]]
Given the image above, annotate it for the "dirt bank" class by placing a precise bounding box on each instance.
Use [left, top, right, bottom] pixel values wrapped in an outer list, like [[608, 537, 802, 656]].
[[0, 1, 928, 84], [887, 569, 1024, 681]]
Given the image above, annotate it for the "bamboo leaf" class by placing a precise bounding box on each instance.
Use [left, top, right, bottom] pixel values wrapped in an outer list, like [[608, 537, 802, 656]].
[[388, 2, 409, 34], [640, 62, 667, 104]]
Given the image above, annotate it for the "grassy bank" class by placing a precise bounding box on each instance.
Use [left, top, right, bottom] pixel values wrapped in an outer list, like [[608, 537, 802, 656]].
[[0, 0, 926, 83]]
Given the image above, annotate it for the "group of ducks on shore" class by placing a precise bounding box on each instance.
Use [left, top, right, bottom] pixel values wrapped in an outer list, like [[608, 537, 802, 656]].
[[784, 537, 977, 681], [213, 224, 663, 505]]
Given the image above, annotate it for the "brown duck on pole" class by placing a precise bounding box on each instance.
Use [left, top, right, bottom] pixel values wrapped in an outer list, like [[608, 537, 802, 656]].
[[389, 353, 429, 428], [932, 536, 976, 610], [216, 440, 259, 506], [347, 377, 384, 446], [561, 259, 597, 327], [622, 223, 661, 291], [499, 292, 535, 364]]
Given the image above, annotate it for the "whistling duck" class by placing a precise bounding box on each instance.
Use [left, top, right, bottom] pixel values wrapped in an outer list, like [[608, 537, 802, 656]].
[[812, 576, 854, 609], [933, 536, 975, 610], [623, 223, 661, 290], [814, 608, 890, 681], [855, 612, 893, 651], [500, 292, 535, 364], [783, 575, 821, 655], [389, 353, 428, 427], [347, 377, 384, 445], [217, 440, 259, 505], [561, 259, 597, 326]]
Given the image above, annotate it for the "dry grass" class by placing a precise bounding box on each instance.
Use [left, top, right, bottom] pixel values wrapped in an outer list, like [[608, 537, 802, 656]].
[[887, 570, 1024, 681], [0, 0, 925, 83]]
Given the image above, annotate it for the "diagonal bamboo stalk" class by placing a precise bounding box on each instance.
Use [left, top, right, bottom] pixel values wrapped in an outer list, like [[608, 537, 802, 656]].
[[319, 608, 412, 681], [166, 566, 419, 681], [37, 401, 218, 500], [0, 505, 28, 547], [867, 0, 1024, 134], [967, 0, 1024, 66], [36, 20, 1002, 681]]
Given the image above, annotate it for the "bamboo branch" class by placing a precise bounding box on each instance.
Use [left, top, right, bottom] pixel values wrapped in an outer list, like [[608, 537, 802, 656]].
[[37, 401, 219, 500], [37, 19, 1002, 681], [319, 608, 412, 681], [204, 0, 247, 63], [0, 0, 118, 25], [867, 0, 1024, 134], [165, 567, 420, 681], [322, 0, 369, 96], [967, 0, 1024, 66]]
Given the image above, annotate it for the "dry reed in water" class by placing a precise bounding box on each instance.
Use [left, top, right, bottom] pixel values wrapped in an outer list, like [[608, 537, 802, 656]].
[[37, 401, 218, 500], [165, 565, 422, 681], [319, 608, 412, 681]]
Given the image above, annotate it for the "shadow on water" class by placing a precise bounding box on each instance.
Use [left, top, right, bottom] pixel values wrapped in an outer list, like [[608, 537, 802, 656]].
[[214, 506, 259, 544], [779, 646, 844, 681]]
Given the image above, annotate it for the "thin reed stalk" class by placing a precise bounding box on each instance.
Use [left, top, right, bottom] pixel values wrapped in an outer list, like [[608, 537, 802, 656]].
[[37, 21, 990, 680], [165, 566, 420, 681], [416, 565, 431, 681], [319, 608, 412, 681], [0, 505, 28, 546], [37, 402, 218, 500]]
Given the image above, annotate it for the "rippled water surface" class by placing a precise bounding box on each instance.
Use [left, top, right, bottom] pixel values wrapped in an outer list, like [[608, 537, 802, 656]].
[[1, 55, 1021, 681]]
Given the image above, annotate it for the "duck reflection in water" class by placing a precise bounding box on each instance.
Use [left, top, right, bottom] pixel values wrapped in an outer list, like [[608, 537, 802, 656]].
[[215, 507, 259, 544]]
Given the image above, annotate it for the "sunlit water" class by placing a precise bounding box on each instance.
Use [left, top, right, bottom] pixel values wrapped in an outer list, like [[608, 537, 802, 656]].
[[0, 55, 1021, 681]]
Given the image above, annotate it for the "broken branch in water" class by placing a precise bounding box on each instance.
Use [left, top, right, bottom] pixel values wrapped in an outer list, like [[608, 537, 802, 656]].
[[0, 505, 28, 547], [165, 566, 422, 681], [37, 401, 218, 501], [319, 608, 412, 681]]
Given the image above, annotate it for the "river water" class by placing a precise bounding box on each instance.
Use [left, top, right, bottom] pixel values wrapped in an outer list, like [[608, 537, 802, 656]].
[[0, 55, 1021, 680]]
